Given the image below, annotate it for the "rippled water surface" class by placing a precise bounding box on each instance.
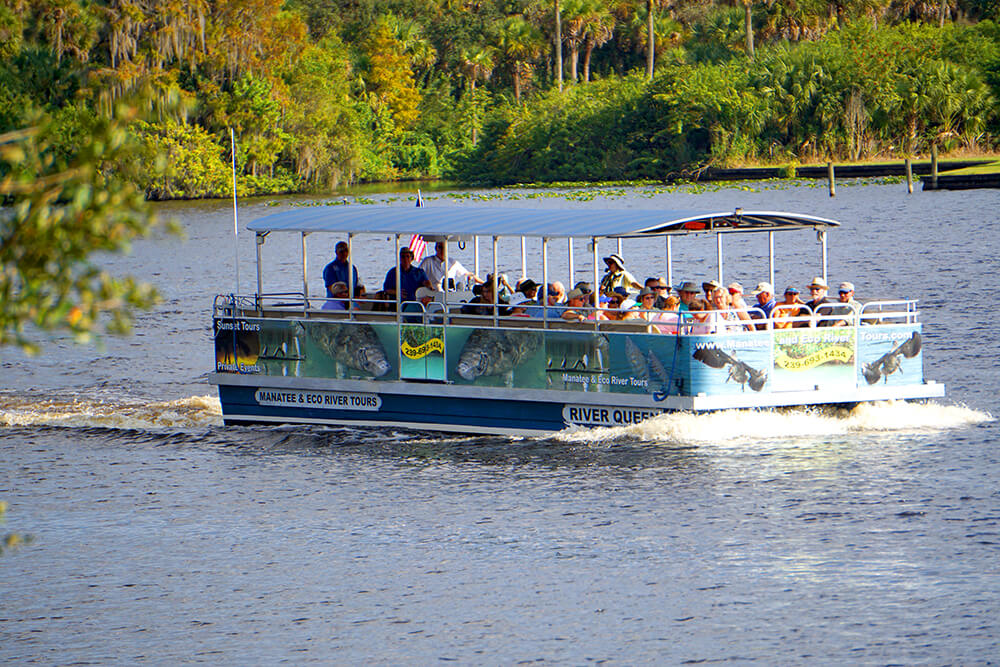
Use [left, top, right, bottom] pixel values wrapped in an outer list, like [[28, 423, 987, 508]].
[[2, 182, 998, 663]]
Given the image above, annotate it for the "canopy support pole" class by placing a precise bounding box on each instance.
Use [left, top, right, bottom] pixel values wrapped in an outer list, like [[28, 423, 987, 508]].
[[474, 236, 480, 276], [616, 238, 622, 257], [443, 240, 450, 291], [592, 237, 600, 314], [666, 237, 673, 289], [520, 237, 526, 280], [542, 237, 549, 326], [301, 232, 309, 313], [255, 232, 265, 311], [567, 238, 574, 288], [717, 233, 724, 284], [819, 230, 828, 282], [347, 232, 354, 314], [768, 231, 775, 288], [394, 235, 401, 325], [492, 236, 499, 326]]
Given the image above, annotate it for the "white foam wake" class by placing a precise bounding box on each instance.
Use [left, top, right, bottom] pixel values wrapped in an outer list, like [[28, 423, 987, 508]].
[[555, 401, 992, 445], [0, 395, 223, 430]]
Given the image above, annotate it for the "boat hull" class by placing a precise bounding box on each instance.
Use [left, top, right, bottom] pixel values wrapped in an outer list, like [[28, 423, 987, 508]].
[[211, 373, 946, 436]]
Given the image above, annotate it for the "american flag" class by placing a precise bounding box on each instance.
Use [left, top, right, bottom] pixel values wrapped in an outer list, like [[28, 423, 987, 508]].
[[408, 234, 426, 262]]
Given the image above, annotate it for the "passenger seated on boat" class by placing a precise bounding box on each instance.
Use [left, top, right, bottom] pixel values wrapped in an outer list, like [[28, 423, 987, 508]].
[[652, 295, 681, 333], [773, 287, 804, 329], [683, 299, 713, 334], [530, 282, 566, 319], [613, 286, 636, 309], [322, 241, 359, 297], [352, 284, 373, 311], [596, 292, 626, 321], [560, 288, 591, 321], [515, 279, 540, 303], [321, 282, 349, 311], [751, 282, 777, 330], [799, 277, 834, 328], [419, 242, 484, 291], [383, 247, 432, 302], [485, 273, 516, 302], [727, 282, 756, 331], [827, 281, 861, 326], [624, 288, 659, 321], [675, 281, 699, 311], [645, 277, 670, 309], [599, 254, 641, 295], [702, 280, 721, 302], [460, 281, 511, 316], [707, 287, 742, 334]]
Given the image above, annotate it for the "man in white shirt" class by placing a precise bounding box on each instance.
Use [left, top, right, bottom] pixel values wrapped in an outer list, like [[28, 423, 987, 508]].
[[419, 242, 483, 291]]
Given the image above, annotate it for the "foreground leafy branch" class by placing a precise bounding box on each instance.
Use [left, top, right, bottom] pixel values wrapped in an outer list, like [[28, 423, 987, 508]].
[[0, 107, 166, 354]]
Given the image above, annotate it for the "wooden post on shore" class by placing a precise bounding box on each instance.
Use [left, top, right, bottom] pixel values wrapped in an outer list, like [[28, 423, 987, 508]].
[[905, 158, 913, 193], [827, 161, 835, 197], [931, 144, 939, 189]]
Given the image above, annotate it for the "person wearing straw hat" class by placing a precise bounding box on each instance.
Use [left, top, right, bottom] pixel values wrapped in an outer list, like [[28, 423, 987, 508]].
[[801, 276, 832, 327], [599, 253, 641, 296]]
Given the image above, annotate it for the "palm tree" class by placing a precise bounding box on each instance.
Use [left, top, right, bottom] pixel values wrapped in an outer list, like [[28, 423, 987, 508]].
[[498, 15, 544, 102], [579, 0, 614, 82]]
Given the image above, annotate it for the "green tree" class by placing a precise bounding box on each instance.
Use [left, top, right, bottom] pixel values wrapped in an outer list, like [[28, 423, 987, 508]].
[[0, 107, 164, 353]]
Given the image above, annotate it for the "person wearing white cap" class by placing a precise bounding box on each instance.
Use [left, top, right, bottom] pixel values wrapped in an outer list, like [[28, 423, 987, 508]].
[[828, 281, 861, 327], [599, 253, 641, 296], [749, 281, 776, 329]]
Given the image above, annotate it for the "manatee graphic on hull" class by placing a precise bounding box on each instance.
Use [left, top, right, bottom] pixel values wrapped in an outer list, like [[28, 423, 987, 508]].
[[297, 321, 391, 378], [456, 328, 542, 382]]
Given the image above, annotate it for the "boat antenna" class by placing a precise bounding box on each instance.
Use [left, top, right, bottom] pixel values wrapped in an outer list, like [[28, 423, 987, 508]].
[[230, 127, 240, 295]]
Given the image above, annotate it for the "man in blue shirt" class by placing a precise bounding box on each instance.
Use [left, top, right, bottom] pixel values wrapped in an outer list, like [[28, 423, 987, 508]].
[[383, 248, 431, 301], [322, 241, 359, 297]]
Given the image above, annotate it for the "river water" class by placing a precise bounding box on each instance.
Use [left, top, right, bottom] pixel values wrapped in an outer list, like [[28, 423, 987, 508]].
[[1, 181, 997, 664]]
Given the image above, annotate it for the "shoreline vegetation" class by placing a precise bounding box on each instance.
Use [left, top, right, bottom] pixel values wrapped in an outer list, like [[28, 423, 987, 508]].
[[2, 2, 1000, 201]]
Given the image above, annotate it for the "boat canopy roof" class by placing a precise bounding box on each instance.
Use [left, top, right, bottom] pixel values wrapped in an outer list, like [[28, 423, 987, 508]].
[[247, 206, 839, 239]]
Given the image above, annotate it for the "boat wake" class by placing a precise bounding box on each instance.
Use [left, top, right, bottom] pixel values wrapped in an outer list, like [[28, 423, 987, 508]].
[[554, 401, 993, 446], [0, 394, 223, 430]]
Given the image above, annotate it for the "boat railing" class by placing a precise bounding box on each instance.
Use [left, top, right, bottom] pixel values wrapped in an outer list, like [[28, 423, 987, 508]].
[[214, 293, 920, 334]]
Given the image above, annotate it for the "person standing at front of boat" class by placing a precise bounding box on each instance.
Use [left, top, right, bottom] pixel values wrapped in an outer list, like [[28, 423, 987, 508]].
[[383, 247, 432, 302], [599, 254, 641, 296], [419, 242, 483, 291], [322, 241, 359, 297]]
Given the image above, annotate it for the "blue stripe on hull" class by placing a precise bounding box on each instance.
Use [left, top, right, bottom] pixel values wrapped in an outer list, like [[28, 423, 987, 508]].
[[218, 385, 568, 433]]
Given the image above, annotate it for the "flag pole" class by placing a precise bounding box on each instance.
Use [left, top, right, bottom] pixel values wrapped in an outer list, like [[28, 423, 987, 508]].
[[230, 128, 240, 295]]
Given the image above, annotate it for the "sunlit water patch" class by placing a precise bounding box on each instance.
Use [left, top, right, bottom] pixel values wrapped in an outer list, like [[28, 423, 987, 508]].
[[554, 400, 992, 446], [0, 394, 222, 430]]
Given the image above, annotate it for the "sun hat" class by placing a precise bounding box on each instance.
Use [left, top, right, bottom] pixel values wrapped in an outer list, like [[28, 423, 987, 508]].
[[702, 280, 721, 292], [613, 286, 629, 297], [566, 288, 587, 302], [677, 281, 699, 293], [330, 281, 348, 295], [574, 281, 593, 294], [603, 253, 626, 270], [838, 281, 855, 293], [517, 278, 539, 294], [637, 287, 656, 299], [808, 277, 828, 289], [753, 281, 774, 295], [415, 286, 438, 300], [727, 282, 744, 294], [784, 286, 800, 294]]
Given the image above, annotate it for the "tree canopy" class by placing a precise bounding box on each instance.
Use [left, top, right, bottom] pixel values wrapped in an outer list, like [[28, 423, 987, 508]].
[[0, 0, 998, 194]]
